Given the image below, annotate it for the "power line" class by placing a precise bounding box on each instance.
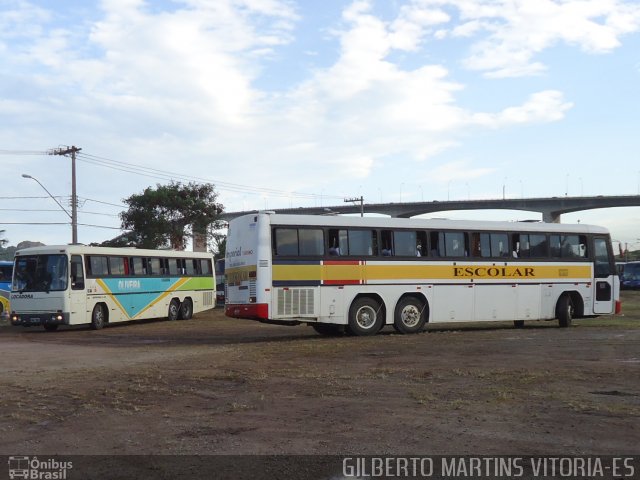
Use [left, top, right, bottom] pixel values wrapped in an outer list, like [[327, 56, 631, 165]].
[[0, 196, 61, 200], [0, 208, 119, 217], [0, 150, 47, 155], [77, 152, 343, 200], [1, 222, 121, 230], [2, 147, 345, 203], [79, 197, 127, 208]]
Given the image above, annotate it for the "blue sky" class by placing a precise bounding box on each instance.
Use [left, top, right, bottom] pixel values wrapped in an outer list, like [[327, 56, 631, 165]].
[[1, 0, 639, 251]]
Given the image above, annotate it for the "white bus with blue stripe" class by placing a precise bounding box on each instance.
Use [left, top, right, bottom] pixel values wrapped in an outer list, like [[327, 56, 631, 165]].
[[10, 245, 215, 331]]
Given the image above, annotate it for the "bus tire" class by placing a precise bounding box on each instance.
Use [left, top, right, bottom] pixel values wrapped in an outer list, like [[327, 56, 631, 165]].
[[311, 323, 344, 336], [43, 323, 59, 332], [91, 304, 106, 330], [393, 297, 426, 334], [179, 298, 193, 320], [168, 299, 180, 321], [347, 297, 383, 336], [513, 320, 524, 328], [556, 294, 573, 328]]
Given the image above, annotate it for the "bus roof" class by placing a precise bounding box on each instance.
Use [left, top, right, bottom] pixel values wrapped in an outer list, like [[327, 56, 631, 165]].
[[234, 213, 611, 235], [14, 245, 214, 258]]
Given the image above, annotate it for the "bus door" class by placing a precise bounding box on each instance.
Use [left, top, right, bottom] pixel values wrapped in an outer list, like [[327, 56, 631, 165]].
[[69, 255, 86, 321], [592, 237, 616, 314]]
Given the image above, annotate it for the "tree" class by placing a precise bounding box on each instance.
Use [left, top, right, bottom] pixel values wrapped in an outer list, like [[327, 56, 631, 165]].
[[0, 230, 7, 248], [208, 229, 227, 260], [120, 182, 224, 250]]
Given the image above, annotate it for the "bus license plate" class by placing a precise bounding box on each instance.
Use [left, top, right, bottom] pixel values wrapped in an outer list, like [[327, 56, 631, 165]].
[[30, 317, 40, 324]]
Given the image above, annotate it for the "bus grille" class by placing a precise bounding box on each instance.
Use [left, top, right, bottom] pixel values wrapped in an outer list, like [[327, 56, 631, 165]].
[[203, 291, 214, 307], [276, 288, 315, 316]]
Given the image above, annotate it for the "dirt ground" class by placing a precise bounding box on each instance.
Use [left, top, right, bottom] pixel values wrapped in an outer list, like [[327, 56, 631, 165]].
[[1, 293, 639, 464]]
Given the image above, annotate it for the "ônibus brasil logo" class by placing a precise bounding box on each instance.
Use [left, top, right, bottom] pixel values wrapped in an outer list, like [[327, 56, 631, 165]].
[[8, 456, 72, 480]]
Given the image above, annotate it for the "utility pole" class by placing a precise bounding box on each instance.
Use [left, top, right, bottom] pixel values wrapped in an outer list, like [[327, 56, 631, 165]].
[[344, 196, 364, 217], [48, 145, 81, 244]]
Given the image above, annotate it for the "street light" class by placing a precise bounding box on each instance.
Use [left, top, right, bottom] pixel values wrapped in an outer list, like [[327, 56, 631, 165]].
[[22, 174, 77, 243]]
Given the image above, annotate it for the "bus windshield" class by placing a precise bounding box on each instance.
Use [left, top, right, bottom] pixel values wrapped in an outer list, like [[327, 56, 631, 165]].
[[12, 254, 68, 292], [621, 263, 640, 281]]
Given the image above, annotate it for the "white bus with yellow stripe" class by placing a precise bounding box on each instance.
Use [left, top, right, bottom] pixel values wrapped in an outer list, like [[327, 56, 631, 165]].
[[225, 213, 620, 336], [10, 245, 215, 331]]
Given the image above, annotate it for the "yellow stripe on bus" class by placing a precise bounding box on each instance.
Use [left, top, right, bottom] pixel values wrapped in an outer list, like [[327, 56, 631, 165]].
[[272, 263, 593, 283]]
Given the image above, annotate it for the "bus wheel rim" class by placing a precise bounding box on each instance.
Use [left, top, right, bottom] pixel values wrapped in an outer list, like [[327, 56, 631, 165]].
[[401, 305, 420, 327], [356, 306, 376, 329]]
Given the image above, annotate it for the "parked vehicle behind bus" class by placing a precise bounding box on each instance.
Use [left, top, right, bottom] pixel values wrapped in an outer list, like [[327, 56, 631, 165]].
[[621, 261, 640, 289], [0, 260, 12, 320], [215, 258, 225, 307], [225, 213, 620, 336], [10, 245, 215, 331]]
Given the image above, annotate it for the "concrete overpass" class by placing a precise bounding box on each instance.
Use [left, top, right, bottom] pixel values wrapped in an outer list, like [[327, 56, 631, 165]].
[[220, 195, 640, 223]]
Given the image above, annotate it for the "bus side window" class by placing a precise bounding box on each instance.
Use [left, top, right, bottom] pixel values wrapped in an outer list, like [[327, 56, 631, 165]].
[[71, 255, 84, 290], [328, 229, 341, 256], [429, 231, 441, 257], [381, 230, 393, 256]]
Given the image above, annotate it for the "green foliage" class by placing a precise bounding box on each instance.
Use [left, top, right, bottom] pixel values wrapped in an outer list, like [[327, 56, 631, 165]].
[[209, 230, 227, 260], [0, 246, 16, 261], [120, 182, 224, 249]]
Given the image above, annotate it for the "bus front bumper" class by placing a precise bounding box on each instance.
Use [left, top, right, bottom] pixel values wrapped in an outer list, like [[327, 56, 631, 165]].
[[10, 312, 70, 327]]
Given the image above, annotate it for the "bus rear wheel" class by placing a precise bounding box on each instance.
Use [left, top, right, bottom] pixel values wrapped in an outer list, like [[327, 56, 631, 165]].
[[393, 297, 426, 334], [168, 299, 180, 321], [556, 294, 573, 328], [91, 304, 106, 330], [347, 297, 383, 336], [178, 298, 193, 320]]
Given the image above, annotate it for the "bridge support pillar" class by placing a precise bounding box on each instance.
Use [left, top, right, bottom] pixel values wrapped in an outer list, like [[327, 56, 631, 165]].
[[542, 211, 561, 223]]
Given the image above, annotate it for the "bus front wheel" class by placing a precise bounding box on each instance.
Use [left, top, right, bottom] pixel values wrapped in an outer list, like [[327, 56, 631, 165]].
[[168, 299, 180, 321], [556, 294, 573, 328], [91, 304, 106, 330], [393, 297, 427, 334], [347, 297, 383, 336]]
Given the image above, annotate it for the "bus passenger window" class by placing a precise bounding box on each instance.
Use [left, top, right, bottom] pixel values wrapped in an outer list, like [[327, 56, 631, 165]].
[[441, 232, 467, 257], [108, 257, 126, 275], [381, 230, 393, 256], [131, 257, 145, 275], [274, 228, 298, 256], [88, 256, 108, 276], [299, 229, 324, 256], [429, 232, 442, 257], [149, 258, 161, 275], [328, 229, 343, 255], [348, 230, 376, 256], [168, 258, 179, 275]]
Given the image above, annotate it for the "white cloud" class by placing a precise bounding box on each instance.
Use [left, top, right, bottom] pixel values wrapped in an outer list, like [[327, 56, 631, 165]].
[[427, 160, 496, 183], [472, 90, 574, 127], [454, 0, 640, 77]]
